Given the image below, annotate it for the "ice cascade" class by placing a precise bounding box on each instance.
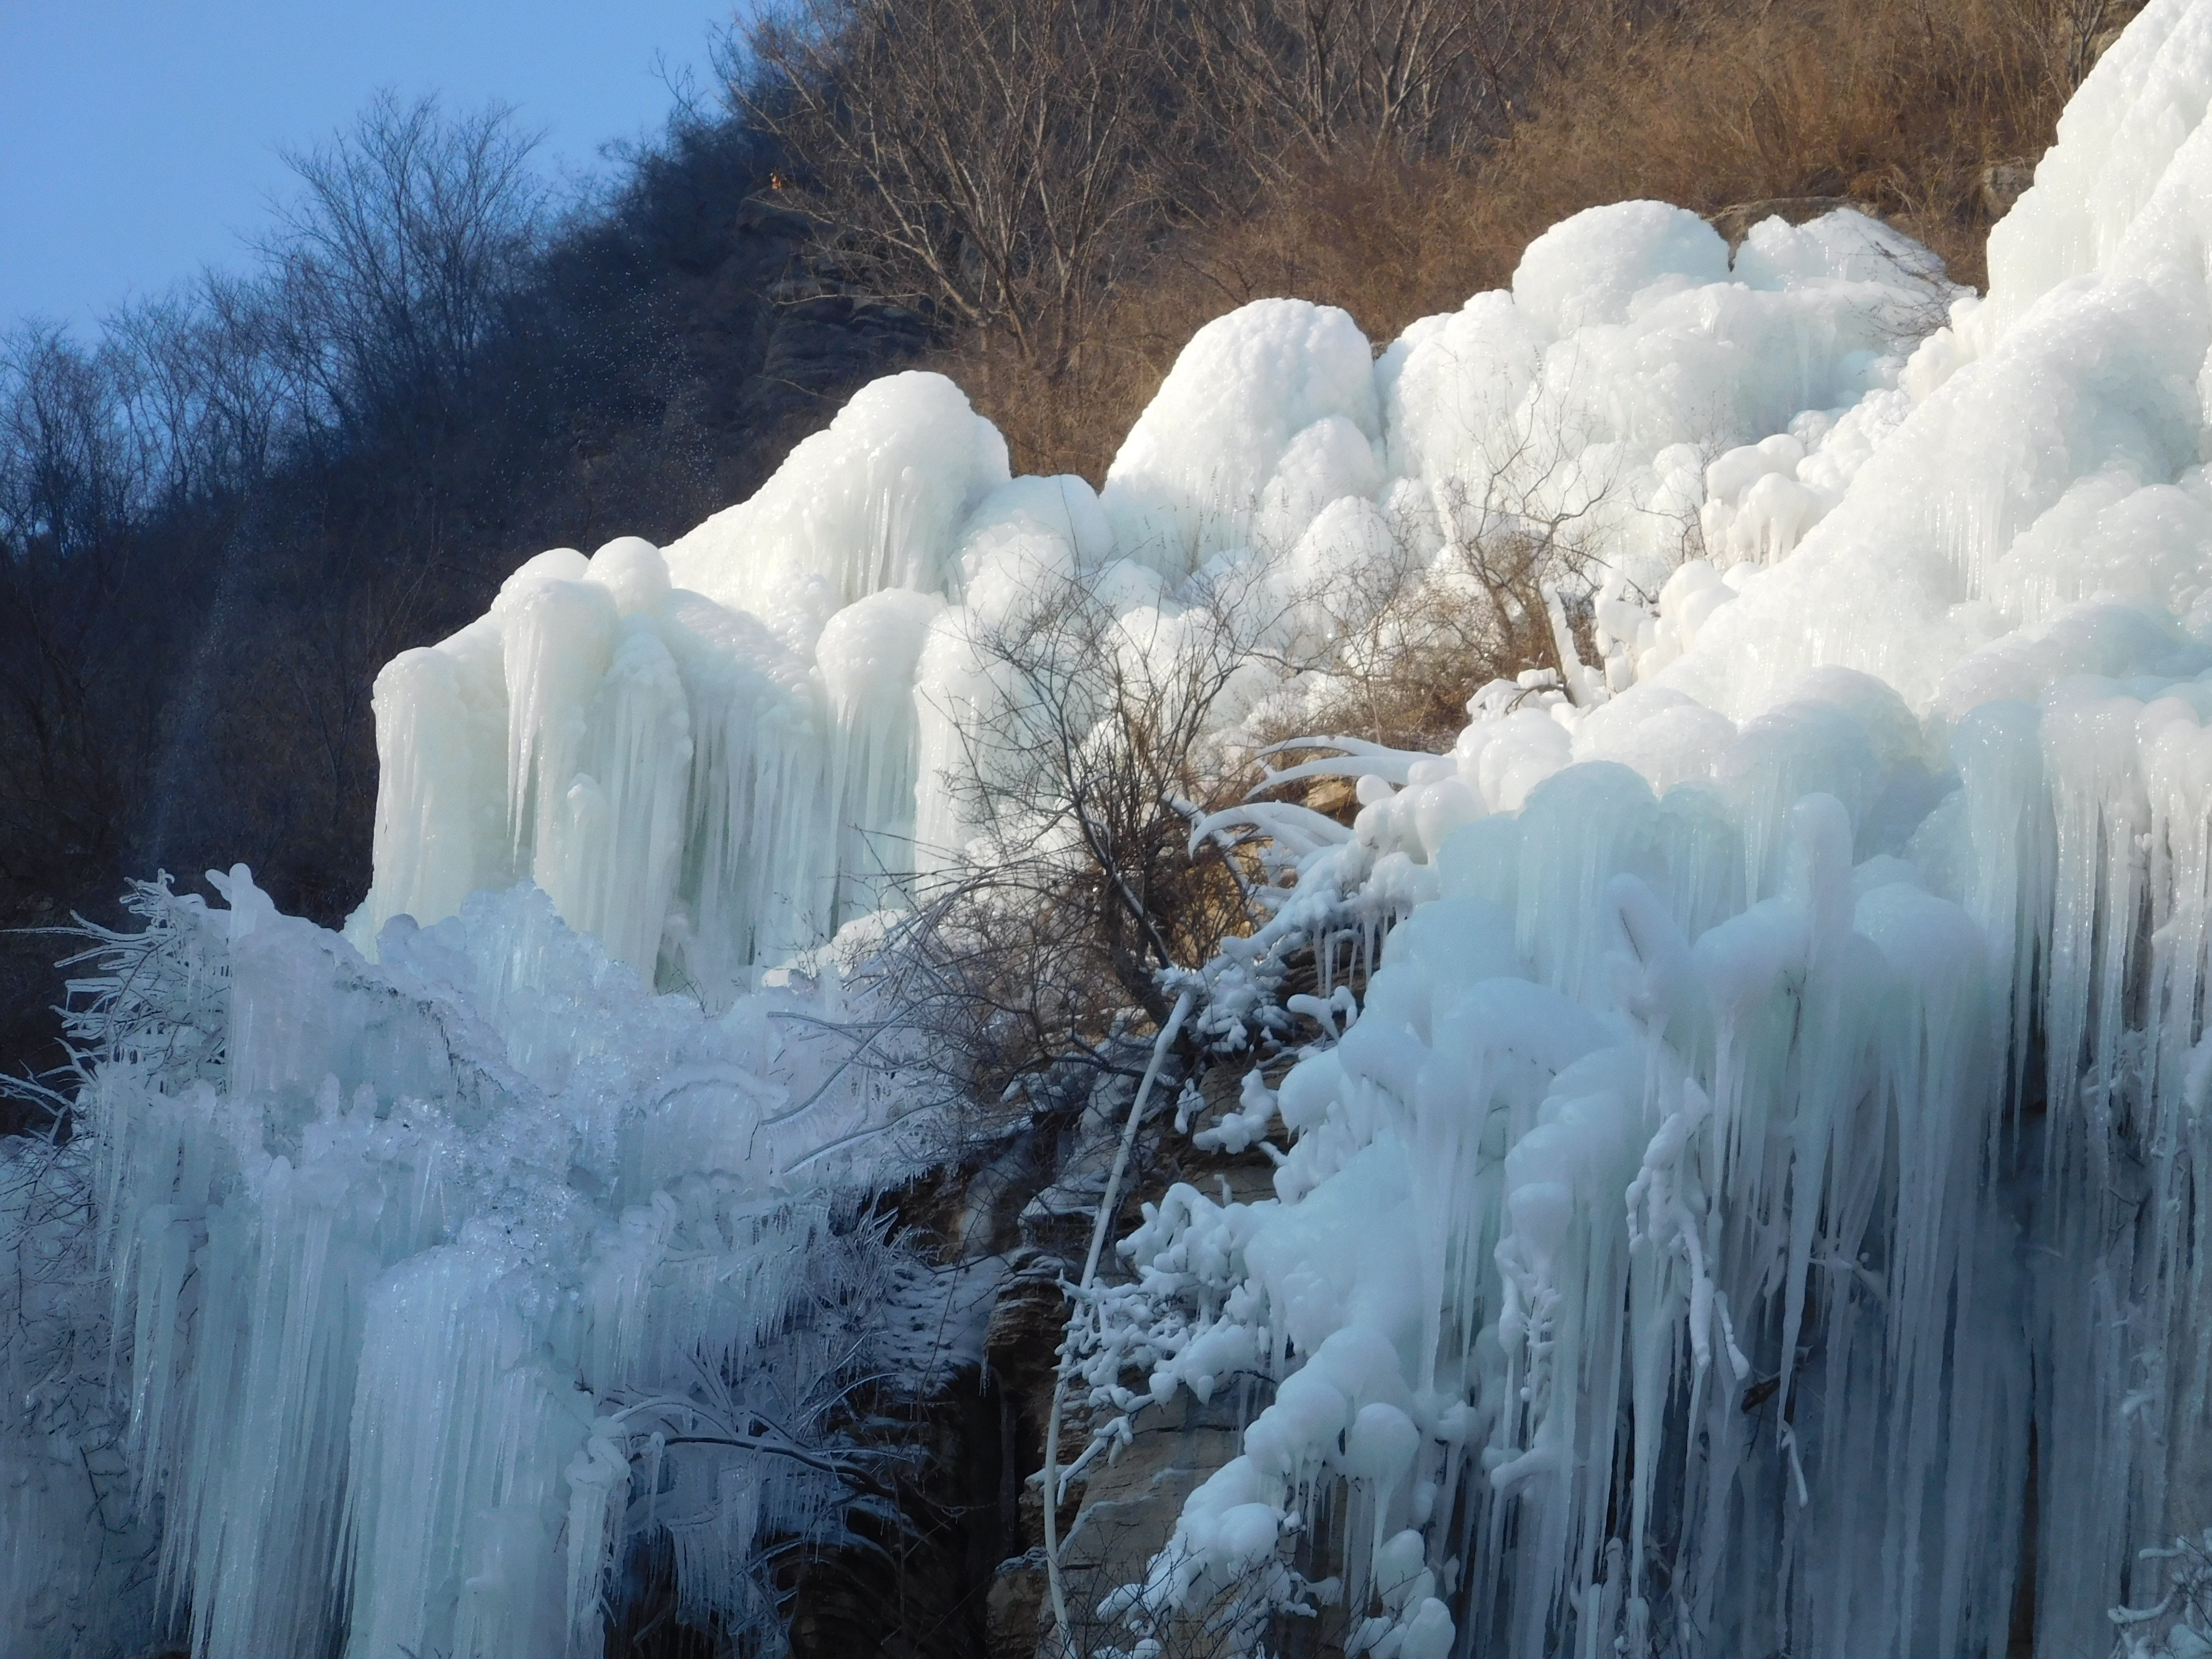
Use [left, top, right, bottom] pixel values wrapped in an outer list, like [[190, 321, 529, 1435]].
[[1, 874, 990, 1658], [17, 0, 2212, 1655], [1068, 6, 2212, 1659]]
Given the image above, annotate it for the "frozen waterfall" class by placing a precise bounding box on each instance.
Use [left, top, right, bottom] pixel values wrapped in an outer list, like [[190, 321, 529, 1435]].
[[18, 0, 2212, 1655]]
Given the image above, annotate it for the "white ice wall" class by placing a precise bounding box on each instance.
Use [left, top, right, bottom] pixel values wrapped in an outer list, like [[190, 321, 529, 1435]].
[[1077, 7, 2212, 1659], [173, 3, 2212, 1653], [350, 373, 1010, 985]]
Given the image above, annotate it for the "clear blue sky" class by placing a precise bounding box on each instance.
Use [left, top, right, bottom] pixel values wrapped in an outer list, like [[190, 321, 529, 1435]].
[[0, 1, 745, 331]]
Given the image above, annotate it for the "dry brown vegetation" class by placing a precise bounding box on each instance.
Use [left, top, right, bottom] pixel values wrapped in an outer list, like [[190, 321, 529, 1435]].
[[1473, 0, 2080, 283], [921, 0, 2116, 481]]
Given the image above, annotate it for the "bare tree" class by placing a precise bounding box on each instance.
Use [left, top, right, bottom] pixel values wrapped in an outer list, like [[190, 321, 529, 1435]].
[[735, 0, 1584, 399], [150, 94, 555, 903], [735, 0, 1175, 379], [1179, 0, 1562, 179], [104, 277, 285, 510], [0, 328, 168, 908], [2010, 0, 2143, 97], [256, 90, 545, 441], [0, 326, 146, 557]]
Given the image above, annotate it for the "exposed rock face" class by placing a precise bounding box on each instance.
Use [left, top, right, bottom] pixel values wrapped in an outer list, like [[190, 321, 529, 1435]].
[[969, 1097, 1294, 1659], [1705, 196, 1871, 252], [1980, 159, 2037, 220], [987, 1552, 1051, 1659], [725, 198, 932, 432], [1056, 1393, 1251, 1604]]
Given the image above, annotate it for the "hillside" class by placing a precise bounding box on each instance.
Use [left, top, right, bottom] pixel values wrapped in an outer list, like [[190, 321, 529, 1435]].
[[0, 104, 927, 1102]]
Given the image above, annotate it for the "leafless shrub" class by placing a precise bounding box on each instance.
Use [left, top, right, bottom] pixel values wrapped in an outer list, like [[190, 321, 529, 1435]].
[[843, 560, 1287, 1121], [2026, 0, 2146, 101], [1260, 385, 1651, 756], [2111, 1529, 2212, 1659], [1058, 1537, 1326, 1659]]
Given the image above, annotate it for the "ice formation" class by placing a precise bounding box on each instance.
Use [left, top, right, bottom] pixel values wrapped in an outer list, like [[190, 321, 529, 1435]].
[[348, 187, 1953, 989], [19, 0, 2212, 1653], [1069, 8, 2212, 1658], [1, 874, 992, 1657]]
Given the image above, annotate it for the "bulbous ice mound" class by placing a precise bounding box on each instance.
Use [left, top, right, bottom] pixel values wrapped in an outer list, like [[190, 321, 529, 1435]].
[[1659, 0, 2212, 720], [1100, 295, 1383, 575], [354, 146, 1965, 989], [662, 369, 1011, 613]]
